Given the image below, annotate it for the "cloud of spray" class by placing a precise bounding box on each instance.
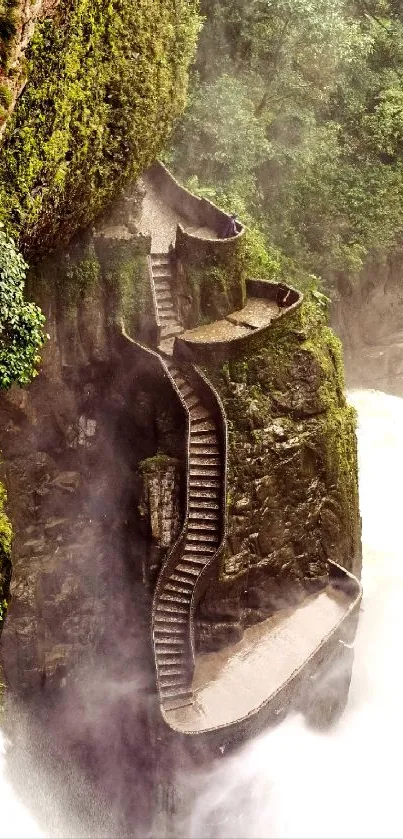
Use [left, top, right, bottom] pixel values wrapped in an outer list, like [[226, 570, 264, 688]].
[[1, 386, 402, 839], [183, 388, 403, 839], [0, 354, 161, 839]]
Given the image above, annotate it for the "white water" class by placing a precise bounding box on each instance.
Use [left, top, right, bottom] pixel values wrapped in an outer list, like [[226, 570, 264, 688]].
[[188, 389, 403, 839], [0, 731, 43, 838], [0, 388, 402, 838]]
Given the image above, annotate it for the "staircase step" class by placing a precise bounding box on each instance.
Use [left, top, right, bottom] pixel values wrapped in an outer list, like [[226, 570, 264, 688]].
[[190, 444, 220, 456], [187, 529, 218, 542], [155, 637, 186, 647], [159, 666, 186, 677], [158, 309, 176, 319], [155, 612, 188, 623], [189, 494, 220, 506], [161, 324, 183, 338], [154, 625, 187, 636], [184, 544, 215, 556], [165, 582, 193, 596], [190, 456, 221, 467], [163, 694, 194, 711], [152, 258, 170, 266], [189, 406, 211, 421], [176, 563, 202, 577], [184, 394, 201, 410], [157, 654, 188, 665], [189, 474, 220, 484], [159, 304, 175, 316], [153, 264, 171, 272], [190, 420, 216, 434], [190, 434, 218, 446], [160, 593, 190, 606], [160, 314, 179, 326], [156, 289, 172, 301], [170, 573, 198, 587], [188, 510, 219, 522], [160, 686, 193, 701], [159, 676, 189, 690]]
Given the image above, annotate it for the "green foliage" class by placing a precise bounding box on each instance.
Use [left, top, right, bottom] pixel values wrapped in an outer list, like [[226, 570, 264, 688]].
[[0, 82, 12, 108], [0, 0, 200, 258], [171, 0, 403, 287], [0, 226, 45, 388], [0, 481, 12, 632], [0, 0, 20, 68]]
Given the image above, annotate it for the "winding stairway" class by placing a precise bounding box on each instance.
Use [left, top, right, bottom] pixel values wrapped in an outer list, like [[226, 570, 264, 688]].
[[150, 252, 226, 712]]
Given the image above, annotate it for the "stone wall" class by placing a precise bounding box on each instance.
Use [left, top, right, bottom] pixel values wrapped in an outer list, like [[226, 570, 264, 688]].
[[175, 280, 302, 366], [174, 225, 247, 328]]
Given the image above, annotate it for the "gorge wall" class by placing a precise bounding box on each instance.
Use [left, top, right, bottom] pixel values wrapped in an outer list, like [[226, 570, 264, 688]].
[[333, 256, 403, 397]]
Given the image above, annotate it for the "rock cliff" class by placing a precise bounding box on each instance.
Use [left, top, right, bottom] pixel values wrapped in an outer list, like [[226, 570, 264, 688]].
[[333, 255, 403, 397]]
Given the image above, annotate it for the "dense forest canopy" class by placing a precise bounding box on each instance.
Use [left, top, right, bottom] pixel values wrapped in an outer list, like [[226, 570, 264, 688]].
[[170, 0, 403, 289]]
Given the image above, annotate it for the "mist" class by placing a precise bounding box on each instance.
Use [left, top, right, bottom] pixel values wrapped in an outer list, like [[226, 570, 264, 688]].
[[182, 389, 403, 839]]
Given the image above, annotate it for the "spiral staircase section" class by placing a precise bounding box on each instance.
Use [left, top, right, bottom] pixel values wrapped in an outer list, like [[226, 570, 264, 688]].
[[150, 252, 227, 713]]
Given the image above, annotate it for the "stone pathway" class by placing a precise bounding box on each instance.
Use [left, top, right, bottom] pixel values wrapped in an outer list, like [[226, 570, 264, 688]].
[[137, 174, 218, 251]]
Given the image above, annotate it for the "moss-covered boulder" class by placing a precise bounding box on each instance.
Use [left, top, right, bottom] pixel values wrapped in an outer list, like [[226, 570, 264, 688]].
[[0, 482, 12, 635], [0, 0, 200, 258], [196, 290, 361, 650]]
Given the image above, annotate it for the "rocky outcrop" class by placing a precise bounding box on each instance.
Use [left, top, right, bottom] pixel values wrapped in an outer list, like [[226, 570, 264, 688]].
[[0, 1, 200, 256], [195, 295, 361, 651], [0, 208, 187, 694], [332, 256, 403, 396]]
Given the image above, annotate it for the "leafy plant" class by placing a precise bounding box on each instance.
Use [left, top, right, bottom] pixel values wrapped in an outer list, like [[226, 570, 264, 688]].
[[0, 226, 45, 388]]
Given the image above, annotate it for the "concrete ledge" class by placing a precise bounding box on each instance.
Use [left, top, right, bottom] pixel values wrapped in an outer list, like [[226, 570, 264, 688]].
[[174, 280, 303, 365], [162, 563, 361, 747]]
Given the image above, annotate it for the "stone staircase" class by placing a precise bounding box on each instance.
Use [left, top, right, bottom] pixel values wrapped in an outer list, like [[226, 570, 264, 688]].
[[151, 253, 183, 352], [150, 252, 226, 712]]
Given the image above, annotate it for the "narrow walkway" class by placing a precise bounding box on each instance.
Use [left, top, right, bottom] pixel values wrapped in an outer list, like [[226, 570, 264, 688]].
[[138, 175, 217, 252], [150, 251, 226, 712]]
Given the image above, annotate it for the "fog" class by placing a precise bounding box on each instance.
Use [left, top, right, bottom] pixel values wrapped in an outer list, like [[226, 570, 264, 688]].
[[0, 388, 401, 838], [186, 389, 403, 839]]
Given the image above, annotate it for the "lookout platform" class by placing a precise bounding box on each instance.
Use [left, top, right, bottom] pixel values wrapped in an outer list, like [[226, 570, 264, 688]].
[[164, 576, 360, 736], [180, 297, 280, 345]]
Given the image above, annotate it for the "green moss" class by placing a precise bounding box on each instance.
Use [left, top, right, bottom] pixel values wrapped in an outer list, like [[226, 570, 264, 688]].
[[0, 0, 200, 259], [0, 482, 12, 635], [203, 290, 360, 581], [0, 82, 12, 108], [96, 237, 151, 337], [140, 453, 180, 473], [0, 0, 20, 69]]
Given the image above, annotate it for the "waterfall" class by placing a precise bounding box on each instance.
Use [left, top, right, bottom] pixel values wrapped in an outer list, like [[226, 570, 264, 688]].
[[0, 729, 43, 838], [0, 388, 402, 838], [186, 389, 403, 839]]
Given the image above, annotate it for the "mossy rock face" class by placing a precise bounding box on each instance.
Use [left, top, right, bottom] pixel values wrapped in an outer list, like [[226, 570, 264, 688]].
[[196, 293, 361, 649], [0, 482, 12, 635], [0, 0, 200, 258]]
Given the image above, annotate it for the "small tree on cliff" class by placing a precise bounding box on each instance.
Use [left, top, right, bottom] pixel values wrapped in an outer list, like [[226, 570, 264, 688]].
[[0, 227, 45, 388]]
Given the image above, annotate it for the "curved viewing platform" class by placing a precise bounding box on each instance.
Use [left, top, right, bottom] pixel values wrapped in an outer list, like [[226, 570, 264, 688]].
[[175, 279, 302, 364], [165, 567, 361, 738]]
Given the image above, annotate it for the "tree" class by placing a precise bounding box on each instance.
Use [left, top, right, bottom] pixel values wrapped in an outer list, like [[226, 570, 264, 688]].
[[170, 0, 403, 286]]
